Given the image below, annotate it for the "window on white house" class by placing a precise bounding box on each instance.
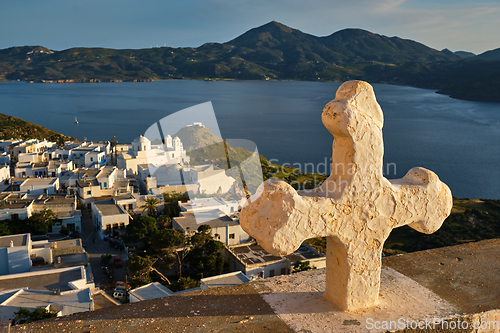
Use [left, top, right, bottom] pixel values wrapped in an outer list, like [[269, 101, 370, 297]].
[[229, 233, 235, 239]]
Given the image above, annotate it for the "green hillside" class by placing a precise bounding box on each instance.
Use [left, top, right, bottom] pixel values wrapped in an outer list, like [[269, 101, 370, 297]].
[[0, 113, 75, 145]]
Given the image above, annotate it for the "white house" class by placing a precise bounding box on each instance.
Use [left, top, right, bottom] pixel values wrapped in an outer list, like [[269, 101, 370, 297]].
[[91, 200, 130, 234], [85, 150, 106, 169], [19, 178, 59, 195], [184, 165, 235, 194], [0, 265, 96, 321], [129, 282, 173, 303], [0, 234, 32, 275], [33, 195, 81, 234], [75, 167, 130, 206], [0, 195, 35, 221], [17, 153, 42, 163], [0, 288, 94, 321], [47, 160, 73, 178], [117, 135, 188, 175], [70, 143, 109, 168], [0, 152, 11, 165], [0, 164, 9, 183], [143, 164, 236, 196], [224, 242, 326, 279], [14, 161, 49, 178], [76, 179, 101, 206], [180, 198, 239, 216], [173, 212, 251, 246], [200, 271, 250, 289], [115, 193, 137, 214]]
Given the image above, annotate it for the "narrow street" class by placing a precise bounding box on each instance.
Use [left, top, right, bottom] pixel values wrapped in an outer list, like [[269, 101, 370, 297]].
[[80, 209, 128, 298]]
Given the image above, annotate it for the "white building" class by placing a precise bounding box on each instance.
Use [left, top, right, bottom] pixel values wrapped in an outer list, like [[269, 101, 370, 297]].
[[0, 152, 11, 165], [18, 153, 42, 163], [0, 265, 96, 321], [0, 288, 94, 321], [129, 282, 173, 303], [19, 178, 59, 195], [173, 212, 250, 246], [180, 198, 239, 216], [0, 234, 32, 275], [14, 161, 49, 178], [47, 160, 73, 178], [75, 167, 130, 206], [0, 164, 9, 183], [91, 200, 130, 234], [33, 195, 81, 234], [117, 135, 188, 175], [0, 234, 85, 276], [85, 150, 106, 169], [224, 242, 326, 279], [200, 271, 250, 289], [0, 194, 35, 221], [142, 164, 236, 196]]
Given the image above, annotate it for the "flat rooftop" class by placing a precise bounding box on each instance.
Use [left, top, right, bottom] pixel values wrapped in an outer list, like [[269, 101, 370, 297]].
[[230, 242, 324, 266], [97, 167, 115, 179], [1, 288, 92, 321], [129, 282, 173, 301], [0, 267, 83, 292], [34, 195, 75, 205], [0, 233, 28, 248], [21, 178, 57, 186], [94, 200, 126, 216], [0, 199, 33, 209], [174, 212, 239, 231], [201, 271, 251, 289], [72, 147, 96, 152], [76, 179, 98, 188], [75, 168, 101, 178]]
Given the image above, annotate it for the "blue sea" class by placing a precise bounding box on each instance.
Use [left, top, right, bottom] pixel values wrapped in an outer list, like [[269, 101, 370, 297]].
[[1, 80, 500, 199]]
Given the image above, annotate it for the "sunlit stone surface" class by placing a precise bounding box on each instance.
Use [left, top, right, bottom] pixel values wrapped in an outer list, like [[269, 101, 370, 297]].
[[240, 80, 452, 311]]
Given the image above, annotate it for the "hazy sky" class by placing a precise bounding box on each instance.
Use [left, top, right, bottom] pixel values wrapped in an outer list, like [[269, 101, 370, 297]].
[[1, 0, 499, 54]]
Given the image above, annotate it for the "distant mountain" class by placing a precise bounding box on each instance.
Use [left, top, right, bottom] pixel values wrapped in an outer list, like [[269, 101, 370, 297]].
[[0, 113, 75, 144], [454, 51, 476, 59], [477, 48, 500, 60], [0, 21, 498, 101]]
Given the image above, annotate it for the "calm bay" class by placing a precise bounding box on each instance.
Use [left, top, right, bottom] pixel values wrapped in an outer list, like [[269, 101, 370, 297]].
[[1, 80, 499, 199]]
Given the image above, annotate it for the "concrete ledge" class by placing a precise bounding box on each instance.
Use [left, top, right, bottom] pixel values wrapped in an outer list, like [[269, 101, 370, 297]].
[[255, 267, 460, 333]]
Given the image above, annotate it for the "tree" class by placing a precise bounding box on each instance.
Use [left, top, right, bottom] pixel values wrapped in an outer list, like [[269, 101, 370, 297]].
[[158, 215, 172, 229], [142, 197, 160, 217], [149, 228, 188, 279], [292, 260, 312, 273], [59, 225, 69, 236], [187, 225, 224, 276], [12, 307, 57, 325], [169, 277, 200, 292], [163, 191, 189, 203], [127, 254, 153, 287], [0, 222, 10, 236], [27, 209, 58, 235], [126, 215, 158, 243]]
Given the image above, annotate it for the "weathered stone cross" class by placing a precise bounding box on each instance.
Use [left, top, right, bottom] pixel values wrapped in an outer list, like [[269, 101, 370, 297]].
[[240, 80, 453, 311]]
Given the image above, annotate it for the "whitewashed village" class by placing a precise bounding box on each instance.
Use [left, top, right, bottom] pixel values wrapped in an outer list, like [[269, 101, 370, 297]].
[[0, 123, 325, 322]]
